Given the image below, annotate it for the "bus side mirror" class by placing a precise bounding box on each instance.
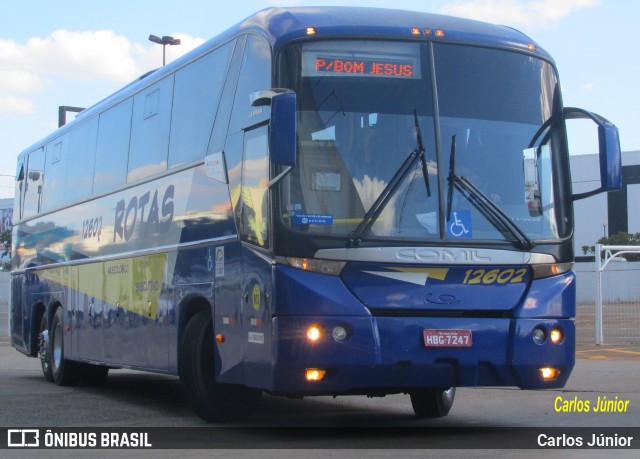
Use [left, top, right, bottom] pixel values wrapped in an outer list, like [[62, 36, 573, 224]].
[[597, 123, 622, 192], [269, 92, 297, 168], [565, 107, 622, 201]]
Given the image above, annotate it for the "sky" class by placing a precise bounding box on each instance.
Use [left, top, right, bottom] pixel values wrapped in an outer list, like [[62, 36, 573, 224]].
[[0, 0, 638, 199]]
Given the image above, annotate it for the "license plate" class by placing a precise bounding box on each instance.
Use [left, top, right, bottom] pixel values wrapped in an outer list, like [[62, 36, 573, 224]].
[[423, 329, 472, 348]]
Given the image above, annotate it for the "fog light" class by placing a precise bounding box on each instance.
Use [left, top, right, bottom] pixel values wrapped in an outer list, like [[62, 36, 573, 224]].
[[332, 325, 348, 341], [540, 367, 560, 380], [305, 368, 326, 381], [306, 325, 321, 342], [550, 328, 564, 344], [532, 327, 546, 344]]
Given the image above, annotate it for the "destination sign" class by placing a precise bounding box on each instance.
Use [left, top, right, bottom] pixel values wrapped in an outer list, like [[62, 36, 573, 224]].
[[315, 56, 416, 79], [303, 50, 421, 79]]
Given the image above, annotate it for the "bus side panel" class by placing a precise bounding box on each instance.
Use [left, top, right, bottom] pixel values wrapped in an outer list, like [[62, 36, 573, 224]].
[[209, 241, 244, 382], [11, 163, 236, 373], [238, 245, 274, 388], [168, 242, 240, 376]]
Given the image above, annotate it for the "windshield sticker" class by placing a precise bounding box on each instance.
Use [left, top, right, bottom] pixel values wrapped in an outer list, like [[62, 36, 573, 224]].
[[214, 246, 224, 278], [447, 210, 473, 238], [294, 214, 334, 226], [313, 171, 341, 191], [416, 212, 438, 234]]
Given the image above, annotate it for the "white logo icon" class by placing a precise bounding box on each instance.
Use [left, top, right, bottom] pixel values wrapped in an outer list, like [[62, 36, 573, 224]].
[[7, 429, 40, 447]]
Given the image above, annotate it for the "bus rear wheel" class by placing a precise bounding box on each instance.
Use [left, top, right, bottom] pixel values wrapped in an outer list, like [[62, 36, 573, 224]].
[[409, 387, 456, 418], [39, 313, 54, 382], [49, 307, 80, 386], [180, 310, 262, 422]]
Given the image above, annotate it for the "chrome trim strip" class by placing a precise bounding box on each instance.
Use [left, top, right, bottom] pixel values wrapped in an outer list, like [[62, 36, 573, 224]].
[[12, 234, 238, 274], [314, 247, 556, 265]]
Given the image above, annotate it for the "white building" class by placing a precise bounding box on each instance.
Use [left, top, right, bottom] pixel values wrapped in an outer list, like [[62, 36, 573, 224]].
[[572, 150, 640, 259]]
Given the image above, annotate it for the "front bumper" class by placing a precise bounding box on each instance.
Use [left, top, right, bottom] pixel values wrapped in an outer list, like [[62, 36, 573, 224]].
[[260, 315, 574, 394]]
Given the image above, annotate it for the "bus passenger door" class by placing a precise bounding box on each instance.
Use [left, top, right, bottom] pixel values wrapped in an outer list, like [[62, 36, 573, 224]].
[[238, 125, 274, 387]]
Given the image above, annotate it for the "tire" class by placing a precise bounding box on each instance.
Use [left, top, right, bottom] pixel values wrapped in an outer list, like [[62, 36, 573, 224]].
[[39, 313, 54, 382], [410, 387, 456, 418], [180, 310, 262, 422], [49, 307, 80, 386], [80, 364, 109, 386]]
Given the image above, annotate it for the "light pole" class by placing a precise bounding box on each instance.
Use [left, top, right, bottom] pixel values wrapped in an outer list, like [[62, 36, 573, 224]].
[[148, 35, 181, 66]]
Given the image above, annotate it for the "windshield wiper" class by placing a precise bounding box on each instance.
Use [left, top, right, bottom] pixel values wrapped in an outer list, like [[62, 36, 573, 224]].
[[446, 135, 534, 251], [414, 109, 431, 198], [347, 110, 431, 248], [446, 135, 457, 222]]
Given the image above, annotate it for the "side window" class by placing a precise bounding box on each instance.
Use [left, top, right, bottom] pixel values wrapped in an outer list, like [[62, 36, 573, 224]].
[[66, 117, 98, 203], [239, 126, 270, 248], [169, 40, 235, 168], [23, 147, 45, 218], [14, 160, 25, 220], [228, 36, 271, 134], [94, 99, 132, 195], [128, 76, 174, 182], [41, 138, 65, 212]]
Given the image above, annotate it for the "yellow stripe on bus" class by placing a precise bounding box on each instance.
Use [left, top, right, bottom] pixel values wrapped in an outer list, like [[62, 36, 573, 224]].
[[36, 253, 168, 318]]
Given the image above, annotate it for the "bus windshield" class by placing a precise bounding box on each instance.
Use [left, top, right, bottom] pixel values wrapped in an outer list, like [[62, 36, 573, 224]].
[[279, 40, 566, 246]]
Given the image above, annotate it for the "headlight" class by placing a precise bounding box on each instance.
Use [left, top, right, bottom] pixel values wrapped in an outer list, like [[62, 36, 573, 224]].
[[531, 262, 573, 280], [282, 257, 346, 276]]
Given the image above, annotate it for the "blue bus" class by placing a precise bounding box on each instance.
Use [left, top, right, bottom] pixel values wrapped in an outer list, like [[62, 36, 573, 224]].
[[11, 7, 621, 421]]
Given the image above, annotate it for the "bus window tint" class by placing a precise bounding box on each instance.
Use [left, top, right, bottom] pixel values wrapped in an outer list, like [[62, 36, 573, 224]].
[[127, 76, 174, 183], [94, 98, 132, 195], [23, 147, 45, 218], [239, 127, 270, 248], [228, 36, 271, 134], [42, 139, 65, 212], [66, 117, 98, 203], [169, 41, 234, 168]]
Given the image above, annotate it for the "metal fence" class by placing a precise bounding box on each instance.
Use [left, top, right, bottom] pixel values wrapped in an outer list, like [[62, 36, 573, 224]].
[[594, 244, 640, 344], [0, 272, 10, 337]]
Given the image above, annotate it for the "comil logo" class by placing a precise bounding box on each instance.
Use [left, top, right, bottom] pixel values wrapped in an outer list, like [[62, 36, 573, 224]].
[[7, 429, 39, 447]]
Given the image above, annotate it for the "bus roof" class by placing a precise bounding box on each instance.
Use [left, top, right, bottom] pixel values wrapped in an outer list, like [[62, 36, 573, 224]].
[[18, 6, 549, 160], [249, 6, 546, 55]]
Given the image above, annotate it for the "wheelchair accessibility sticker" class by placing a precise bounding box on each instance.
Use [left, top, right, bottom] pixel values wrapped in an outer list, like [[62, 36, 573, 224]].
[[447, 210, 472, 238]]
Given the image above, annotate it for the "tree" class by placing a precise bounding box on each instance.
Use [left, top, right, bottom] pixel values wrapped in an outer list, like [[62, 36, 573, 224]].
[[583, 232, 640, 261], [0, 229, 10, 271]]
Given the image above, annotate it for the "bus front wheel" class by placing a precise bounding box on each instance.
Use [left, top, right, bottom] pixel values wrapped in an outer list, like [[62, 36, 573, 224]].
[[180, 310, 262, 422], [409, 387, 456, 418]]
